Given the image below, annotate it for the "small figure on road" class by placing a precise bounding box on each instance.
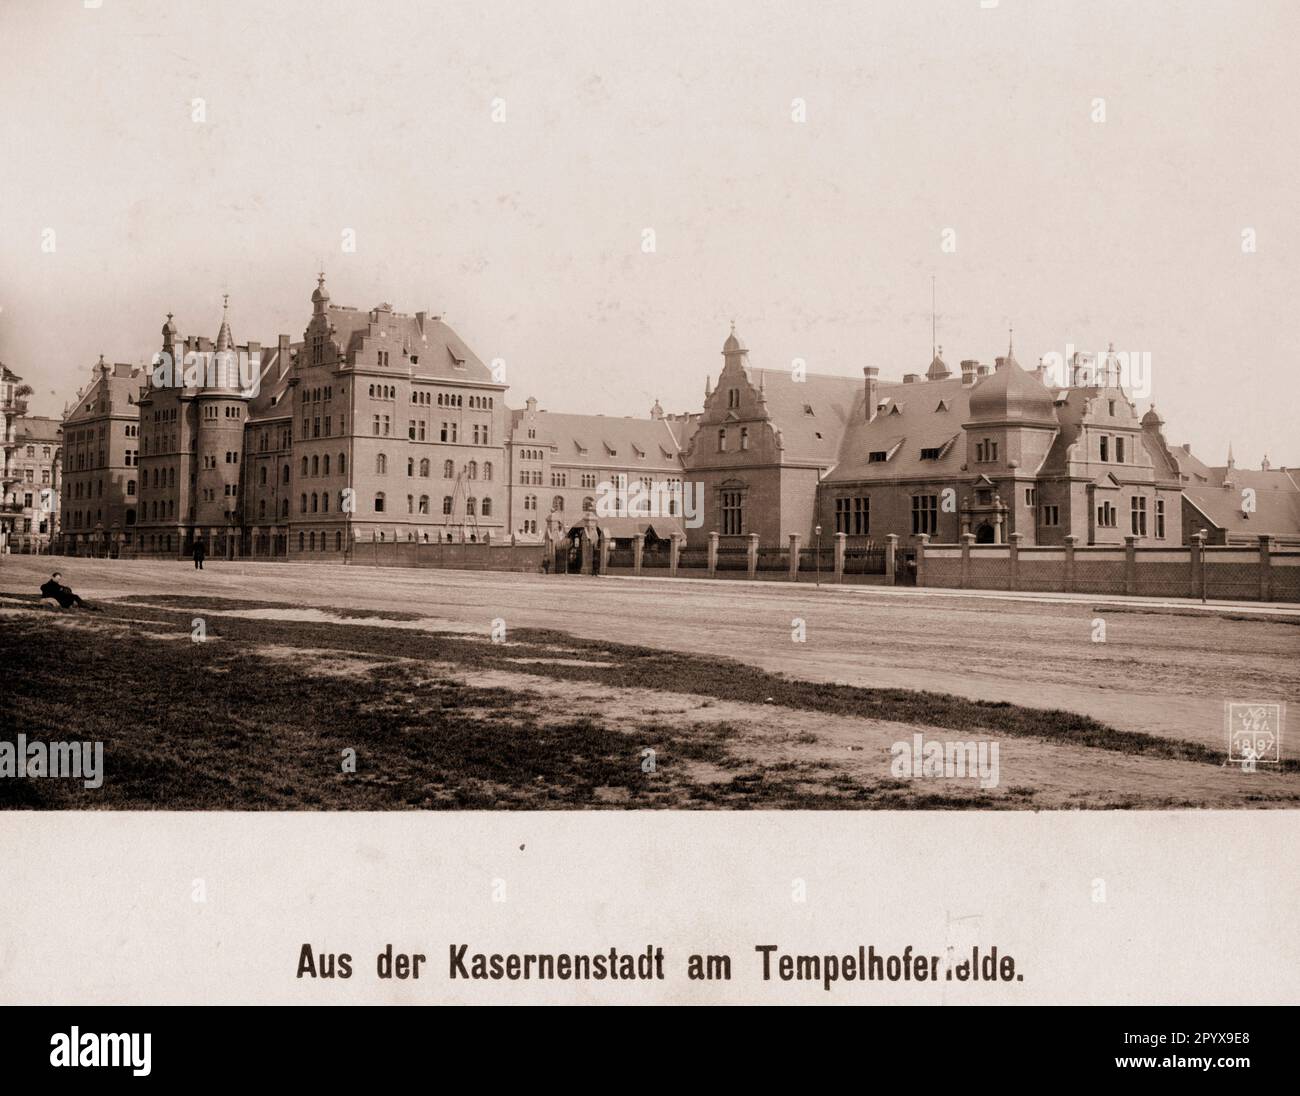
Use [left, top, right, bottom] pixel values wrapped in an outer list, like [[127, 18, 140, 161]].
[[192, 538, 206, 570], [39, 572, 100, 611]]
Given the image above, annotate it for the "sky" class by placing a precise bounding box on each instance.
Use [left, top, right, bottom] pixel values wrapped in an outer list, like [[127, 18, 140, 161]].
[[0, 0, 1296, 467]]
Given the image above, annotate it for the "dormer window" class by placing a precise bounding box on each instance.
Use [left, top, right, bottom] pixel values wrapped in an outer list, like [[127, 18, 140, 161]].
[[868, 451, 887, 463], [920, 447, 942, 460], [803, 404, 814, 415]]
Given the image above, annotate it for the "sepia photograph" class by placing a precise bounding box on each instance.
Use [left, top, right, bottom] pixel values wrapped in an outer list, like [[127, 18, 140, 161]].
[[0, 0, 1296, 1053]]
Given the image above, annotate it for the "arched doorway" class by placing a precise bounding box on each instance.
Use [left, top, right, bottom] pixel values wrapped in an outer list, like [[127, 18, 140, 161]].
[[975, 522, 996, 544]]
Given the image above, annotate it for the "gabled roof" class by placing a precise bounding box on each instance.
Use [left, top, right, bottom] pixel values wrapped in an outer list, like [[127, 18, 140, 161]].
[[1183, 485, 1300, 537], [511, 409, 689, 471], [823, 375, 978, 482], [744, 367, 861, 465]]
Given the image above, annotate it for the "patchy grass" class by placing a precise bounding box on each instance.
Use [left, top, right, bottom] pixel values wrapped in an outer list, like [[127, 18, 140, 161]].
[[1, 594, 1290, 810]]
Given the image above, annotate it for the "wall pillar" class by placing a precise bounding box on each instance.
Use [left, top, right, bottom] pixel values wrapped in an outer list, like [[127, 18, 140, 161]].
[[913, 533, 929, 587], [633, 536, 644, 576], [598, 532, 611, 576], [1189, 532, 1204, 600], [1008, 531, 1022, 591], [580, 528, 594, 574], [747, 532, 759, 579], [959, 532, 975, 589], [707, 531, 719, 578], [669, 533, 682, 577], [834, 531, 846, 583], [788, 534, 801, 581], [885, 533, 898, 585], [1064, 534, 1078, 593], [1259, 534, 1273, 602], [1123, 535, 1138, 595]]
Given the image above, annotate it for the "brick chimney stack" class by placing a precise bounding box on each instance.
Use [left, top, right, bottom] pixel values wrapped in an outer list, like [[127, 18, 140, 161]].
[[864, 366, 879, 421], [960, 360, 978, 386]]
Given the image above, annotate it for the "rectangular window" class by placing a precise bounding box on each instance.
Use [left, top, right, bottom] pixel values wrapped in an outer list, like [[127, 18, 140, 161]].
[[853, 496, 869, 535], [372, 415, 381, 436], [1155, 498, 1166, 538], [868, 451, 887, 463], [721, 490, 743, 535], [911, 495, 937, 536], [718, 429, 727, 452], [919, 447, 942, 460], [1025, 487, 1037, 507], [1116, 436, 1125, 463], [1130, 496, 1147, 536], [1100, 435, 1109, 462], [1097, 501, 1117, 528], [1040, 505, 1060, 527], [835, 497, 850, 534]]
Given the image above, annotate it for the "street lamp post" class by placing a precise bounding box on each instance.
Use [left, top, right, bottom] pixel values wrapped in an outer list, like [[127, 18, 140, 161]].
[[814, 524, 822, 587]]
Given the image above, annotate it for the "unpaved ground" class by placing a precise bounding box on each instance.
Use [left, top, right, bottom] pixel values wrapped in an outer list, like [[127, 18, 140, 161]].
[[5, 556, 1294, 760]]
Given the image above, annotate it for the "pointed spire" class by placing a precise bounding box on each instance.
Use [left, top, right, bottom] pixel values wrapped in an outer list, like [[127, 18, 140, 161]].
[[312, 269, 330, 313], [1226, 441, 1235, 470], [215, 294, 233, 352]]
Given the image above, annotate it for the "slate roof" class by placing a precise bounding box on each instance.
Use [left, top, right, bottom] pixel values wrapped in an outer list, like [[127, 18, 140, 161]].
[[512, 409, 691, 471], [822, 375, 972, 483], [742, 367, 862, 466]]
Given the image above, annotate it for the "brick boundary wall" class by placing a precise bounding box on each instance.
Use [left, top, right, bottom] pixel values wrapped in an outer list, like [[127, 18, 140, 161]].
[[916, 533, 1298, 602]]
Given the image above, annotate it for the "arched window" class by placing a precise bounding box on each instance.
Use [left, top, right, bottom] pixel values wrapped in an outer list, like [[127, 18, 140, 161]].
[[300, 493, 307, 513], [374, 492, 385, 513], [552, 495, 564, 512], [127, 479, 136, 496], [442, 459, 453, 478], [259, 500, 266, 519], [322, 493, 329, 512], [583, 496, 594, 512], [323, 455, 330, 475], [467, 461, 477, 480], [376, 453, 387, 474], [281, 498, 289, 517], [338, 453, 347, 474], [335, 531, 342, 551], [415, 459, 427, 477], [407, 458, 414, 477], [125, 508, 136, 525], [259, 467, 267, 485], [299, 532, 305, 551], [483, 462, 493, 481], [419, 495, 430, 515], [466, 497, 477, 517], [312, 493, 320, 513], [312, 454, 320, 475], [283, 464, 290, 484], [301, 456, 309, 476], [481, 498, 492, 516], [442, 496, 452, 515], [309, 531, 316, 550]]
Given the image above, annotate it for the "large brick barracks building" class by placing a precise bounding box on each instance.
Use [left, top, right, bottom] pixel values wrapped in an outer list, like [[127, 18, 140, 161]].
[[54, 276, 1290, 558]]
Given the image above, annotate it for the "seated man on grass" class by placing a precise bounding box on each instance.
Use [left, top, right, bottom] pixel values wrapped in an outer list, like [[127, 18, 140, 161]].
[[39, 572, 100, 611]]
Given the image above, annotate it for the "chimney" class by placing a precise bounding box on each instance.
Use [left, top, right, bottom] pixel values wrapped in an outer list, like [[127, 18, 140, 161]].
[[960, 360, 978, 386], [864, 366, 879, 421], [903, 373, 919, 384], [525, 396, 537, 414], [977, 363, 992, 377]]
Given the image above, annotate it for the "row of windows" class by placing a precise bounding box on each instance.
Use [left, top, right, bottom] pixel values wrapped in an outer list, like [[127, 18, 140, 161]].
[[834, 497, 870, 535], [22, 445, 54, 458], [1098, 434, 1127, 463], [18, 468, 53, 484], [371, 493, 493, 517]]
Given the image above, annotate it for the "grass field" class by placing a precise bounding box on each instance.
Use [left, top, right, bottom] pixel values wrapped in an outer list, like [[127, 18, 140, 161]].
[[2, 565, 1297, 809]]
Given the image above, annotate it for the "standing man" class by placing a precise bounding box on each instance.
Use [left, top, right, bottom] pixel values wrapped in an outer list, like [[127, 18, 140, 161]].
[[192, 537, 206, 570]]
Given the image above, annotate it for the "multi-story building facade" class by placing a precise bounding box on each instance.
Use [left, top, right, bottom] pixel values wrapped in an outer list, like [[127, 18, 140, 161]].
[[244, 276, 510, 556], [507, 397, 696, 542], [57, 292, 1283, 558], [7, 414, 62, 552], [57, 357, 143, 556], [133, 303, 257, 558], [1, 362, 36, 553], [683, 329, 1186, 549]]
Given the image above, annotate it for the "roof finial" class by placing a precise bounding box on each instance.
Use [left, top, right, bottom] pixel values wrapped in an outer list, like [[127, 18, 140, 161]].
[[1008, 323, 1014, 358]]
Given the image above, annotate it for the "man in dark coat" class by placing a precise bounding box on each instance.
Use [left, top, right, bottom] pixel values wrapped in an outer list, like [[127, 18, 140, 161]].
[[39, 572, 99, 611], [192, 538, 206, 569]]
